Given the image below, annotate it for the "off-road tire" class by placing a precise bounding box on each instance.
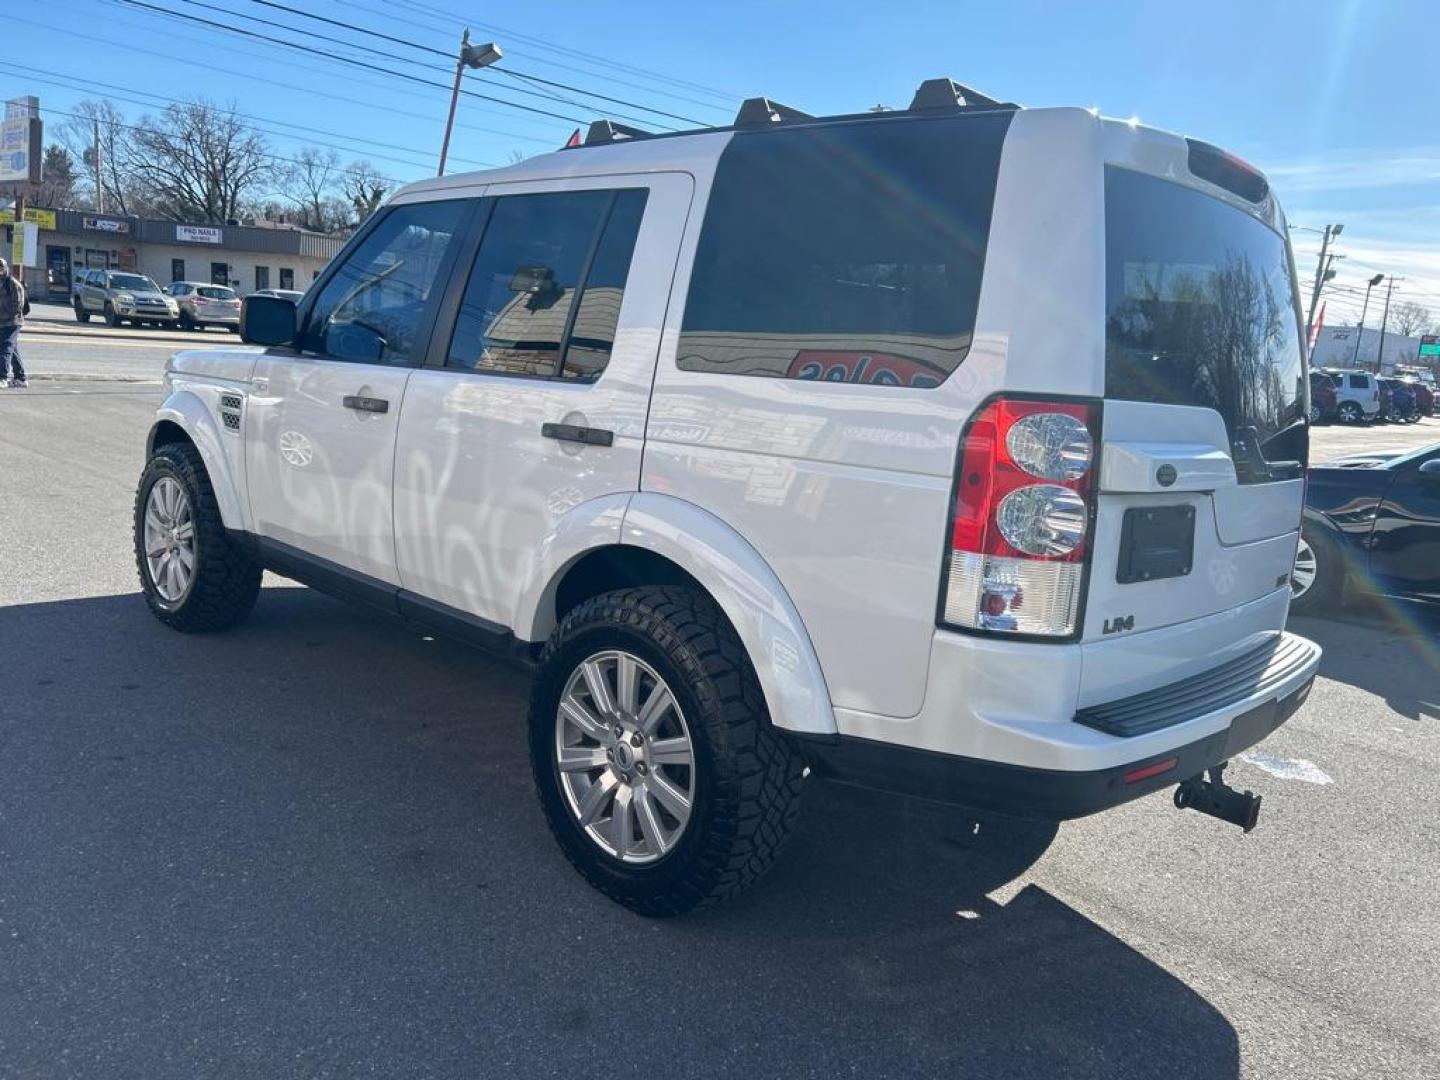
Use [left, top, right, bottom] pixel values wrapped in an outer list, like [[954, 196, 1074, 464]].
[[104, 303, 121, 328], [73, 300, 90, 323], [529, 586, 804, 916], [134, 442, 262, 632]]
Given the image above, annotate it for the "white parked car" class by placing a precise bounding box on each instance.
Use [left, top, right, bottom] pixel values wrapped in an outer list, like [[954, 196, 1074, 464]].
[[1319, 368, 1382, 423], [132, 81, 1321, 915]]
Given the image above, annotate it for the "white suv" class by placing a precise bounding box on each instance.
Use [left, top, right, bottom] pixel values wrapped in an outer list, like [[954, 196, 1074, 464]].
[[133, 82, 1322, 915], [1320, 368, 1382, 423]]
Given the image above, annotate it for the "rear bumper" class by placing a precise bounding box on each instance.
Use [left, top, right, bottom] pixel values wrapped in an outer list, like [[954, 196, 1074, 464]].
[[805, 666, 1316, 819]]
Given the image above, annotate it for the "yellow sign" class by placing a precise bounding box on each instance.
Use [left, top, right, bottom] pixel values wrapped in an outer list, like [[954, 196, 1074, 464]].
[[0, 207, 57, 230]]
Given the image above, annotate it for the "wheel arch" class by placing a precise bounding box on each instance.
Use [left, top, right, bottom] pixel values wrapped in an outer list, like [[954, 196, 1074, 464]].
[[517, 493, 836, 739], [146, 393, 246, 530]]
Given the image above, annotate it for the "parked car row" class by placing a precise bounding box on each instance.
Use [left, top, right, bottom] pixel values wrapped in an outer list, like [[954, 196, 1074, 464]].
[[1309, 368, 1434, 425], [72, 271, 243, 331]]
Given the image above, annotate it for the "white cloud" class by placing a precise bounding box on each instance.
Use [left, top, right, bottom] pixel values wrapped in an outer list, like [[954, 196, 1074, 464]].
[[1262, 149, 1440, 194]]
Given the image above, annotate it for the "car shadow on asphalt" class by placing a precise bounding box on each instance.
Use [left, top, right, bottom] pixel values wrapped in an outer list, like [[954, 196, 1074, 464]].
[[0, 586, 1240, 1079], [1290, 602, 1440, 723]]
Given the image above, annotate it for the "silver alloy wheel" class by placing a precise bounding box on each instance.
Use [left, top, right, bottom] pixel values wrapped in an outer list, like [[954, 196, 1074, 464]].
[[143, 476, 197, 604], [555, 649, 696, 864], [1291, 536, 1317, 600]]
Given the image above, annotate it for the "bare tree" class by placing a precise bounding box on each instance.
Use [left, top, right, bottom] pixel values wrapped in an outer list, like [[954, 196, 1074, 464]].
[[343, 160, 388, 224], [58, 99, 146, 214], [1391, 300, 1432, 338], [34, 145, 79, 208], [129, 101, 269, 224], [276, 147, 349, 232]]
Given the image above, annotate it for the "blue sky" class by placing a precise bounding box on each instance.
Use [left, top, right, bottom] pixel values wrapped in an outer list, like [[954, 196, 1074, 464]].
[[9, 0, 1439, 325]]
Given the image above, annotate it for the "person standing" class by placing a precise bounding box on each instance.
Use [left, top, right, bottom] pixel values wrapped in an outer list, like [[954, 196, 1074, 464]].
[[0, 257, 29, 388]]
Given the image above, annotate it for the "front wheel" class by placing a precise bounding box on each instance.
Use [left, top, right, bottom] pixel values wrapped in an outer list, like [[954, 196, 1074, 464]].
[[1337, 401, 1362, 424], [134, 443, 262, 632], [104, 304, 121, 328], [529, 586, 804, 916]]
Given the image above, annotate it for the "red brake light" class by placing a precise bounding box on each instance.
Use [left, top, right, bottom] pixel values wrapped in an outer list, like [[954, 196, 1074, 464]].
[[941, 396, 1100, 638]]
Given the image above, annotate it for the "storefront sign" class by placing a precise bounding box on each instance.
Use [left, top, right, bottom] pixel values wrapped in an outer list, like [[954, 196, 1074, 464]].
[[176, 224, 223, 244], [0, 207, 57, 230], [83, 215, 130, 234]]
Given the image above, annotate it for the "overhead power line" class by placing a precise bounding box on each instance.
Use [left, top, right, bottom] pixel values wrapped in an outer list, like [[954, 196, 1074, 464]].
[[114, 0, 594, 126], [240, 0, 708, 126]]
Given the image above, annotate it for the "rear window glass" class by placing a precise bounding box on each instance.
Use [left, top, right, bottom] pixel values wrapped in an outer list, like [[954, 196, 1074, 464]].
[[196, 286, 236, 299], [678, 112, 1012, 388], [1105, 166, 1307, 481], [1350, 374, 1370, 388]]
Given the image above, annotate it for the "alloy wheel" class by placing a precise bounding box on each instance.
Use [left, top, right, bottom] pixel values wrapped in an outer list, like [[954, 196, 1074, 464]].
[[554, 649, 696, 864], [1291, 536, 1317, 601], [143, 476, 197, 603]]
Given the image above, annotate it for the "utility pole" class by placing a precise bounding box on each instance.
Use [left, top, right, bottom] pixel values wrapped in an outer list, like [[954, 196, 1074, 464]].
[[1305, 223, 1344, 336], [437, 30, 503, 177], [1374, 276, 1400, 373], [93, 118, 105, 213], [1352, 273, 1384, 367]]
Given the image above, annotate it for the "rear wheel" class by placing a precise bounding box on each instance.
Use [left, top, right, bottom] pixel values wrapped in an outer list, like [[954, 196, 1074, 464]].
[[1337, 401, 1362, 424], [134, 443, 262, 632], [529, 586, 804, 916], [73, 299, 90, 323], [1309, 402, 1323, 424]]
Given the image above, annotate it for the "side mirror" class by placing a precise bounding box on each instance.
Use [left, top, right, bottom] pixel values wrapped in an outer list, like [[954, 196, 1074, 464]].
[[241, 294, 297, 347], [1418, 458, 1440, 479]]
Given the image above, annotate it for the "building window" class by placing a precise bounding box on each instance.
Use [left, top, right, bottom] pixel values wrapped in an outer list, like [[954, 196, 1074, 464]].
[[255, 266, 270, 291], [279, 267, 295, 290], [171, 258, 185, 282], [211, 262, 228, 286]]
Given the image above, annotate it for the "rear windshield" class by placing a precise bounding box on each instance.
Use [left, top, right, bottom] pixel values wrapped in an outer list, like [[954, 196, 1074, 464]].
[[1104, 166, 1307, 480], [678, 112, 1012, 388], [196, 286, 236, 299]]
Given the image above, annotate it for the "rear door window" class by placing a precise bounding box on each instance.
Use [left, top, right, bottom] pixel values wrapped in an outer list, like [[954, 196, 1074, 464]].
[[1105, 166, 1307, 481], [1350, 374, 1370, 389], [678, 112, 1012, 388]]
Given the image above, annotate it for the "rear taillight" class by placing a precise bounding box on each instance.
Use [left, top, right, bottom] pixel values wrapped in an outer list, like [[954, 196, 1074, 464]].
[[940, 397, 1100, 639]]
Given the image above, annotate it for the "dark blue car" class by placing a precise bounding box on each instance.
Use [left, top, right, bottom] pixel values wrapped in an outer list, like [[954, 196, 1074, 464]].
[[1291, 442, 1440, 613]]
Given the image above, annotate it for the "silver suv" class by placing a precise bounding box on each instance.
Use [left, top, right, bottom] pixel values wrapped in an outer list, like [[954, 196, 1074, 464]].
[[73, 270, 180, 328], [163, 281, 242, 332]]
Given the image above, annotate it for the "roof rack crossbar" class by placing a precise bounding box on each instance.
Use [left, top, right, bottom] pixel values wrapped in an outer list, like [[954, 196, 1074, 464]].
[[734, 97, 815, 128], [584, 120, 651, 146], [908, 78, 1010, 112]]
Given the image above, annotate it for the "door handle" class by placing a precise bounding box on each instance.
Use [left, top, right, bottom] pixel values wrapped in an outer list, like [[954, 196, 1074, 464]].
[[342, 395, 389, 414], [541, 422, 613, 447]]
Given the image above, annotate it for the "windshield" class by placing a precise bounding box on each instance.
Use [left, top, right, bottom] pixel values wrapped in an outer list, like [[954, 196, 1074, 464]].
[[196, 286, 236, 300], [1104, 166, 1307, 482], [109, 273, 159, 292]]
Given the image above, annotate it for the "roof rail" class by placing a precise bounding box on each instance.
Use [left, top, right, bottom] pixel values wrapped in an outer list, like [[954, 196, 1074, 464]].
[[734, 97, 815, 127], [584, 120, 651, 146], [908, 78, 1012, 112]]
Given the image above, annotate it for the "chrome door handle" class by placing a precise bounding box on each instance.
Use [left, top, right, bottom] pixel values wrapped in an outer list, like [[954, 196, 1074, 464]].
[[342, 395, 389, 414]]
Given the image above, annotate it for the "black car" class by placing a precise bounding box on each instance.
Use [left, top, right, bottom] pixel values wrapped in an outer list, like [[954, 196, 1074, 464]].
[[1292, 442, 1440, 613]]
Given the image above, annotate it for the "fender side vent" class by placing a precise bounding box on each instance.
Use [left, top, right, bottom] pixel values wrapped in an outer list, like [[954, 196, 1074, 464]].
[[218, 393, 243, 434]]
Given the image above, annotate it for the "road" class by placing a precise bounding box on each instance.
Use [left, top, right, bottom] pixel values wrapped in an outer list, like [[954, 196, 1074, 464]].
[[0, 363, 1437, 1078]]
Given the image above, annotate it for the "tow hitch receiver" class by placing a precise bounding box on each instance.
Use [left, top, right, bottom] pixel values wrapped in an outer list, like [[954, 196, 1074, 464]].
[[1173, 762, 1262, 832]]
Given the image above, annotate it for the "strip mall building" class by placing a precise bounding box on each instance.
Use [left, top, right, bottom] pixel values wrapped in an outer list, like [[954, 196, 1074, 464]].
[[3, 207, 344, 301]]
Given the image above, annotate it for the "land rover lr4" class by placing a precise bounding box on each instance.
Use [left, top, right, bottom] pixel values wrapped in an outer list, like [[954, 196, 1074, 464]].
[[134, 81, 1321, 915]]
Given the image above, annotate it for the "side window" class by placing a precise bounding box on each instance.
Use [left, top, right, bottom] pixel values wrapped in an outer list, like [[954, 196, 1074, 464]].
[[1351, 375, 1370, 389], [301, 200, 468, 365], [446, 188, 647, 380], [678, 113, 1012, 387]]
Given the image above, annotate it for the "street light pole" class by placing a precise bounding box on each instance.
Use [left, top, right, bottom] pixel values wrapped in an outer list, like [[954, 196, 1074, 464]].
[[1305, 223, 1343, 337], [1375, 276, 1399, 374], [1352, 273, 1384, 368], [437, 30, 503, 177]]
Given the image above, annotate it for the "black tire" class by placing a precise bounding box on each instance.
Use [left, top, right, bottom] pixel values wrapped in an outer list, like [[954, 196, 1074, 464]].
[[133, 442, 262, 632], [73, 300, 91, 323], [1289, 523, 1343, 615], [1337, 401, 1362, 424], [179, 311, 195, 331], [104, 303, 121, 328], [529, 586, 804, 916], [1309, 402, 1323, 424]]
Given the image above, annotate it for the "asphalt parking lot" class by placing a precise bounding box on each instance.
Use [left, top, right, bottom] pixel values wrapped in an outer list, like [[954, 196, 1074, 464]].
[[1, 336, 1437, 1078]]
